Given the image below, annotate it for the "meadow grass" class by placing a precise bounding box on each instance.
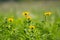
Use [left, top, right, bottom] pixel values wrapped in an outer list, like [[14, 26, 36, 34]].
[[0, 8, 60, 40]]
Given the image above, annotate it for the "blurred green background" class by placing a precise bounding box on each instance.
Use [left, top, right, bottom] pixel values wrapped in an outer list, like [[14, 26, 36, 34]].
[[0, 0, 59, 2], [0, 0, 60, 18]]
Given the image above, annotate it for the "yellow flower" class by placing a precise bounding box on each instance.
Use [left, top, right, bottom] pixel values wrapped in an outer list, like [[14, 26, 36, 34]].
[[44, 12, 51, 16], [23, 12, 29, 17], [29, 25, 35, 29], [26, 16, 31, 20], [8, 18, 13, 22]]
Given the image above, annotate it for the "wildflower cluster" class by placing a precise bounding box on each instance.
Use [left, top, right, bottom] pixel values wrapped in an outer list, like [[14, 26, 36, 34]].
[[0, 11, 60, 40]]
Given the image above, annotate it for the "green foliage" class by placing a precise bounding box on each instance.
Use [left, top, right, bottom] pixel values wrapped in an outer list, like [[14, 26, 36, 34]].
[[0, 10, 60, 40]]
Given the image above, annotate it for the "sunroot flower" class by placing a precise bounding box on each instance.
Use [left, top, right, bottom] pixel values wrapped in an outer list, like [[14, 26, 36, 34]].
[[8, 18, 13, 22], [44, 12, 51, 16], [29, 25, 35, 29], [26, 16, 31, 20], [23, 11, 29, 17]]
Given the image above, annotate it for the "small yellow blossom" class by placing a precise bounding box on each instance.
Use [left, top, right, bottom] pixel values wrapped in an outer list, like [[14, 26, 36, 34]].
[[26, 16, 31, 20], [44, 12, 51, 16], [29, 25, 35, 29], [23, 12, 29, 17], [8, 18, 13, 22]]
